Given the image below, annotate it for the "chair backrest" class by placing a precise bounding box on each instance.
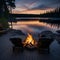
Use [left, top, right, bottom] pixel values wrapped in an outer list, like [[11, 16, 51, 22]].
[[10, 38, 23, 47], [38, 37, 53, 48]]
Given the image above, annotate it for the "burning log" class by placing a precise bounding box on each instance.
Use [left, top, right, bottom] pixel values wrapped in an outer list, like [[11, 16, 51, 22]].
[[23, 33, 37, 49]]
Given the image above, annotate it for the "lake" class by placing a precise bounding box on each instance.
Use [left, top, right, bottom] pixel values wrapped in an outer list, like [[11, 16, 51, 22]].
[[9, 19, 60, 34]]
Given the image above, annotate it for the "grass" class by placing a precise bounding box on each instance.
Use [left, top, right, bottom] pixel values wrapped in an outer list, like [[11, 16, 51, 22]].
[[0, 17, 9, 28]]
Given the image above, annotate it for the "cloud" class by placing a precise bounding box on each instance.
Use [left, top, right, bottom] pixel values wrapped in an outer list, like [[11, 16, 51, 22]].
[[13, 0, 60, 14], [30, 0, 60, 9], [15, 0, 60, 10]]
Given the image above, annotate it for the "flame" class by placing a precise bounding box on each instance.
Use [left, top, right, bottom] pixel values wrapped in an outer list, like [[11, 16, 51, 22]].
[[23, 33, 37, 47]]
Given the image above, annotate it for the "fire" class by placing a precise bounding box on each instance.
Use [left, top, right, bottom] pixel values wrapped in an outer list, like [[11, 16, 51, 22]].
[[23, 33, 37, 47]]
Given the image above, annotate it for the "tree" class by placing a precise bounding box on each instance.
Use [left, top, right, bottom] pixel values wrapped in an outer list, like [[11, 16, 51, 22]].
[[0, 0, 16, 17], [5, 0, 16, 28], [0, 0, 16, 28]]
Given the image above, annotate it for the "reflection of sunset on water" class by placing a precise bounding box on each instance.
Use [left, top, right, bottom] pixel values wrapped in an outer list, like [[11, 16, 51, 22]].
[[17, 21, 39, 24], [16, 21, 55, 29], [9, 20, 60, 34]]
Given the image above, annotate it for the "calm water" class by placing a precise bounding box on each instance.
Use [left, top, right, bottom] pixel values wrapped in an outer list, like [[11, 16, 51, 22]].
[[9, 19, 60, 34]]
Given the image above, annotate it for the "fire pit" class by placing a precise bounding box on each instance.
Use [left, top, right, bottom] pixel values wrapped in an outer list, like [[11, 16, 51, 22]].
[[10, 33, 37, 50], [23, 33, 37, 49]]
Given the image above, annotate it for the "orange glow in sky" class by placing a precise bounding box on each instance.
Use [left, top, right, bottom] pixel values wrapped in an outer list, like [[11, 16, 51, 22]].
[[12, 8, 54, 14]]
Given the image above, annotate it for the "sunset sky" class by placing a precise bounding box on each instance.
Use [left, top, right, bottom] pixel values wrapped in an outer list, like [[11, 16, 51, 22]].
[[12, 0, 60, 14]]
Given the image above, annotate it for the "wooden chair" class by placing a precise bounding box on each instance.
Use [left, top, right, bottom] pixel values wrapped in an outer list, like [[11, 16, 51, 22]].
[[37, 37, 53, 53], [10, 38, 23, 47]]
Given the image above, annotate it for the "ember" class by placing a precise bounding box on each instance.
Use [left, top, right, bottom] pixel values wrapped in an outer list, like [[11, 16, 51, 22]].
[[23, 33, 37, 48]]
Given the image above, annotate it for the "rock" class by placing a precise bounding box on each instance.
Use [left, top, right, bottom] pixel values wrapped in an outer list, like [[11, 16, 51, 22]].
[[0, 28, 9, 35]]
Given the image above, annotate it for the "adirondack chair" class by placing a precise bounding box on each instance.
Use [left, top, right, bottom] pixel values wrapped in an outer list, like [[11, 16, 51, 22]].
[[37, 37, 53, 53], [10, 38, 23, 47]]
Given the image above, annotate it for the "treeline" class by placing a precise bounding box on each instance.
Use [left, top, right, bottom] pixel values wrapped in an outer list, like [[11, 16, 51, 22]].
[[40, 8, 60, 18], [11, 8, 60, 18], [11, 14, 40, 17]]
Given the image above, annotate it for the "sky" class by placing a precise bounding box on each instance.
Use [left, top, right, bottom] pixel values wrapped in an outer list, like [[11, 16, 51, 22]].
[[12, 0, 60, 14]]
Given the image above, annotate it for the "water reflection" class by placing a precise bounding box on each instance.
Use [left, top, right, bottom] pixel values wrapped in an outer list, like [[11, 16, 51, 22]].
[[9, 20, 60, 33], [46, 23, 60, 29]]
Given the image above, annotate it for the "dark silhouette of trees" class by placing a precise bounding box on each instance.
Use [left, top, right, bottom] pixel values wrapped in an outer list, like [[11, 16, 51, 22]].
[[40, 8, 60, 18], [0, 0, 16, 28], [0, 0, 15, 18]]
